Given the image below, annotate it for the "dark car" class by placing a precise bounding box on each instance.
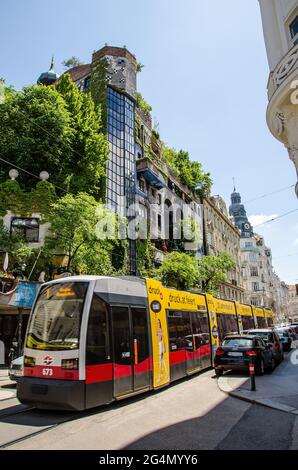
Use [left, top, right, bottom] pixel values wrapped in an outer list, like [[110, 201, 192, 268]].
[[245, 329, 284, 364], [275, 328, 293, 352], [214, 335, 274, 377]]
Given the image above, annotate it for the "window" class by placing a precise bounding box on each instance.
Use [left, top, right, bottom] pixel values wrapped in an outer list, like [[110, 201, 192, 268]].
[[167, 310, 192, 352], [11, 217, 39, 242], [84, 76, 91, 90], [250, 267, 259, 277], [86, 295, 110, 365], [138, 178, 145, 193], [252, 282, 259, 292], [290, 16, 298, 45]]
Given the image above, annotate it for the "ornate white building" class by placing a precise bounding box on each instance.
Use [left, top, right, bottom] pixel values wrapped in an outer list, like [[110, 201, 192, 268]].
[[258, 0, 298, 196]]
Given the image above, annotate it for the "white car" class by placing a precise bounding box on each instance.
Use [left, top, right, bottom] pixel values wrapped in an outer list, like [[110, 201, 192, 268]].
[[9, 356, 23, 381]]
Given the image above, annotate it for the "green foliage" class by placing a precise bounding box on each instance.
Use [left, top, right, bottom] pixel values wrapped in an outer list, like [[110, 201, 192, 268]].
[[136, 92, 152, 117], [0, 85, 72, 190], [198, 252, 235, 296], [56, 74, 109, 198], [162, 147, 212, 197], [0, 220, 20, 252], [136, 63, 144, 73], [90, 58, 109, 130], [136, 238, 156, 277], [0, 179, 57, 218], [157, 252, 199, 291], [0, 77, 108, 198], [62, 57, 84, 69], [46, 193, 127, 274]]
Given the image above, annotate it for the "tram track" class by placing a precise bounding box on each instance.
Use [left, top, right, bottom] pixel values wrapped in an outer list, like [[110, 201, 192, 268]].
[[0, 406, 81, 449]]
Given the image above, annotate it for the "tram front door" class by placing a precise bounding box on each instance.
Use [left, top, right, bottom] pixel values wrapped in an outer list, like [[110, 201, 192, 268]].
[[112, 306, 150, 398]]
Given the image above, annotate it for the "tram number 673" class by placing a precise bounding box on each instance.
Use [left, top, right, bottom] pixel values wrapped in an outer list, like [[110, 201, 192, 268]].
[[42, 368, 53, 376]]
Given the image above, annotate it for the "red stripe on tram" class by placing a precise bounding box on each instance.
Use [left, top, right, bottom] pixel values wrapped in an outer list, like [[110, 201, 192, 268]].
[[85, 363, 113, 385]]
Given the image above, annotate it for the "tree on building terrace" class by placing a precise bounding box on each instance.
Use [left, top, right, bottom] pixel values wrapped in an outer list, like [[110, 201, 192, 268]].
[[156, 251, 235, 294], [0, 75, 109, 198]]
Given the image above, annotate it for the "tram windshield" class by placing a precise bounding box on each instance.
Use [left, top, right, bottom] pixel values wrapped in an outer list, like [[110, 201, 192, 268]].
[[26, 282, 88, 351]]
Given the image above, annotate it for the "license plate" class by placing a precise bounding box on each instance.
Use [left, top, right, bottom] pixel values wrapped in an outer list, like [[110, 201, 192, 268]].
[[228, 352, 243, 357]]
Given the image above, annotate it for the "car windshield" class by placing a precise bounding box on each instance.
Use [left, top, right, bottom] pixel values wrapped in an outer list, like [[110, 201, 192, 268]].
[[248, 331, 273, 342], [26, 282, 88, 351], [222, 338, 253, 347], [276, 329, 288, 338]]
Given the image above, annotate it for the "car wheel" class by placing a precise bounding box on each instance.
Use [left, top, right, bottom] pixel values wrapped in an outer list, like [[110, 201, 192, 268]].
[[215, 368, 223, 377]]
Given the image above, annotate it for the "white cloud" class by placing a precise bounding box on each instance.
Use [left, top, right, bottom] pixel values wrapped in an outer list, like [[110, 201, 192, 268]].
[[294, 238, 298, 246], [248, 214, 278, 228]]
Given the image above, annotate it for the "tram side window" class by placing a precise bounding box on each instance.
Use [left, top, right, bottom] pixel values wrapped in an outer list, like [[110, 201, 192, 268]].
[[242, 316, 254, 331], [86, 295, 110, 365], [131, 307, 149, 364], [217, 314, 238, 343], [167, 311, 192, 352]]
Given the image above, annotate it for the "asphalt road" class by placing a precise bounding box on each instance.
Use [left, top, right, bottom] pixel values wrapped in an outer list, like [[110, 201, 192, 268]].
[[0, 355, 298, 450], [0, 352, 298, 450]]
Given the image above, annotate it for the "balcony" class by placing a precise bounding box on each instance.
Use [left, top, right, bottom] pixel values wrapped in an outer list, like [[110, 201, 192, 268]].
[[136, 157, 167, 190], [269, 44, 298, 100]]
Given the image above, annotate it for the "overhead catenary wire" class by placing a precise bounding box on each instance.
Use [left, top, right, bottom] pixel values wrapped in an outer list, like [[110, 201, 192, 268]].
[[253, 208, 298, 228], [242, 184, 295, 204]]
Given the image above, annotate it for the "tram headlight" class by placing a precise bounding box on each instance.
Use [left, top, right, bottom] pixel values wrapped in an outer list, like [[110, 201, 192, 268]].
[[24, 356, 36, 367], [61, 358, 78, 370]]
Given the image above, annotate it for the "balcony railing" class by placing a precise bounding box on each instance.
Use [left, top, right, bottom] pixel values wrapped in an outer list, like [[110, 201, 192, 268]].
[[269, 43, 298, 99]]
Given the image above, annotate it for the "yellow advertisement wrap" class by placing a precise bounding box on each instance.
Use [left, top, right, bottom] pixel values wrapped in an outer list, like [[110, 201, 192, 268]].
[[146, 279, 170, 388], [237, 304, 253, 317], [216, 299, 236, 315], [253, 307, 265, 317], [264, 308, 273, 318], [205, 294, 219, 362]]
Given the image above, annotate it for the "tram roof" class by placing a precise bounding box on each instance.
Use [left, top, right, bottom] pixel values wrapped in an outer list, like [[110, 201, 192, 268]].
[[43, 275, 148, 307]]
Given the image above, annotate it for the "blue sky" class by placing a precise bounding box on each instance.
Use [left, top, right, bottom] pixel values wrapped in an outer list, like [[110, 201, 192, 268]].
[[1, 0, 297, 284]]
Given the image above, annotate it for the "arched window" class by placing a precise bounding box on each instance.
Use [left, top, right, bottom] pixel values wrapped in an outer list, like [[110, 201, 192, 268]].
[[289, 15, 298, 46]]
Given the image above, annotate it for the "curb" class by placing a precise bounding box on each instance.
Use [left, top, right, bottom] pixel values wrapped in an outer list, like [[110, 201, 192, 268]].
[[218, 378, 298, 415]]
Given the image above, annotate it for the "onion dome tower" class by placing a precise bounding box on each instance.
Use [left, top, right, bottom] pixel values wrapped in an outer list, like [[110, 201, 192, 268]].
[[37, 57, 60, 85], [229, 181, 253, 238]]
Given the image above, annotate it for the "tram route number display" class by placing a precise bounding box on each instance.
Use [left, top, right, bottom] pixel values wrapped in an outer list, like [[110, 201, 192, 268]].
[[42, 368, 53, 376]]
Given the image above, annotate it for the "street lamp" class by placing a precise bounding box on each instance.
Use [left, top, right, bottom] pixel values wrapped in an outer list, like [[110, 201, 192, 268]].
[[39, 171, 49, 181], [9, 169, 19, 180]]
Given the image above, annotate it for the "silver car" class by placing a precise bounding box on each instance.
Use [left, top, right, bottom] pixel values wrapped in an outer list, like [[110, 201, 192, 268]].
[[9, 356, 23, 381]]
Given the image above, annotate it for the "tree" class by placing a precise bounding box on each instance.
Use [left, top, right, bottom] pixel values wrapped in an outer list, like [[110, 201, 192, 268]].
[[62, 57, 84, 69], [0, 85, 73, 190], [162, 147, 212, 197], [45, 193, 127, 274], [0, 77, 109, 197], [157, 252, 199, 291], [198, 252, 235, 295]]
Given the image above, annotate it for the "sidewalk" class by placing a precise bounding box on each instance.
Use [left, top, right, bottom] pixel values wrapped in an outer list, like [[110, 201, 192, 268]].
[[0, 368, 16, 400], [218, 348, 298, 414]]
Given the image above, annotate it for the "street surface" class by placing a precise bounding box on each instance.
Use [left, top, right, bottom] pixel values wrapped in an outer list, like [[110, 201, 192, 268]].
[[0, 351, 298, 450]]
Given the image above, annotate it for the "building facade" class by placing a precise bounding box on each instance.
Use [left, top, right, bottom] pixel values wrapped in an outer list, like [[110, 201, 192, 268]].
[[203, 196, 244, 302], [229, 187, 289, 321], [258, 0, 298, 197], [288, 284, 298, 320]]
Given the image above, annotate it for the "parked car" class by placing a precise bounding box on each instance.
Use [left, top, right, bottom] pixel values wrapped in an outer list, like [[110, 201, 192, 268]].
[[286, 325, 298, 339], [244, 329, 284, 364], [214, 335, 274, 377], [275, 328, 292, 352], [9, 356, 23, 381]]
